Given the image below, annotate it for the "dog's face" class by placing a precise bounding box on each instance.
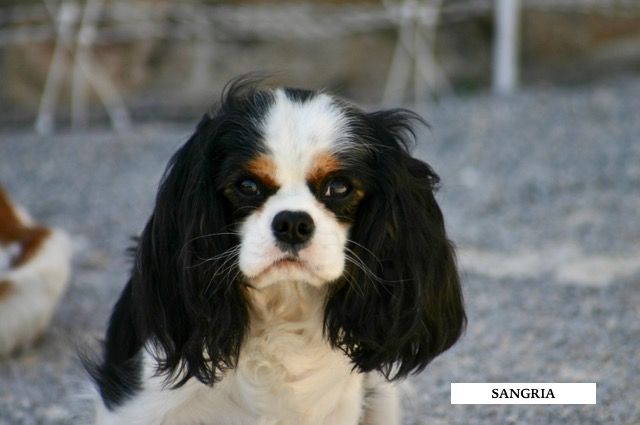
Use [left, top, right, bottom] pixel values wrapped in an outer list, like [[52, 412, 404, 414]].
[[134, 79, 465, 386], [225, 90, 360, 288]]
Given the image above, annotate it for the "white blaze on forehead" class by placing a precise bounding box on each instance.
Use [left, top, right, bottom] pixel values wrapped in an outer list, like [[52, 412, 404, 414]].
[[260, 90, 350, 186], [237, 90, 351, 287]]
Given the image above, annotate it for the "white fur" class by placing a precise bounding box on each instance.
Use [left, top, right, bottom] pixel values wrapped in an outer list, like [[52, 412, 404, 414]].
[[95, 92, 401, 425], [261, 90, 352, 186], [0, 229, 72, 356], [97, 283, 399, 425], [238, 185, 347, 288], [239, 90, 350, 289]]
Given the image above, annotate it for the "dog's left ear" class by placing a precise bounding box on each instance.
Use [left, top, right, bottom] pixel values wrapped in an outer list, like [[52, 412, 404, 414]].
[[325, 109, 466, 380]]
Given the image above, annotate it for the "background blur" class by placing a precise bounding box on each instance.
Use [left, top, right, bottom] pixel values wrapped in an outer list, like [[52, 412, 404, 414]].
[[2, 0, 640, 127], [1, 1, 639, 424]]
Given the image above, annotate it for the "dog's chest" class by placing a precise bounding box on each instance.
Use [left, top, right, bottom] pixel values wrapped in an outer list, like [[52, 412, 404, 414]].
[[225, 325, 356, 421], [219, 284, 362, 423]]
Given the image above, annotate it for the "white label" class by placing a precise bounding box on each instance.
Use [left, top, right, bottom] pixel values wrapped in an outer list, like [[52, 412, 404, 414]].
[[451, 383, 596, 405]]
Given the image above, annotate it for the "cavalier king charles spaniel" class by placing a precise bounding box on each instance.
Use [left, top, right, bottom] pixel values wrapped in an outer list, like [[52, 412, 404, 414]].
[[86, 78, 466, 425]]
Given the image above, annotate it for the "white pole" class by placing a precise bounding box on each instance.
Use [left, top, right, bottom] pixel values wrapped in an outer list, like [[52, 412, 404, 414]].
[[73, 0, 131, 133], [493, 0, 521, 95], [72, 0, 104, 130], [35, 2, 78, 135], [382, 0, 414, 105]]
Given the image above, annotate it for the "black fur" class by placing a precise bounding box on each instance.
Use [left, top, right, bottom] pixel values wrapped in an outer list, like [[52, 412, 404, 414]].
[[283, 87, 317, 103], [132, 78, 275, 388], [87, 77, 465, 410], [324, 107, 466, 380], [83, 281, 144, 409], [87, 78, 275, 406]]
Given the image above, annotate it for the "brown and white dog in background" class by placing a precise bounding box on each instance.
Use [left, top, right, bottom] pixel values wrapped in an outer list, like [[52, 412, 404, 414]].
[[0, 186, 71, 356]]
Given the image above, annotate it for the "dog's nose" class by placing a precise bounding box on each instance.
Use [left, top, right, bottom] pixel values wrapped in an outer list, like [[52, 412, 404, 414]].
[[271, 211, 315, 246]]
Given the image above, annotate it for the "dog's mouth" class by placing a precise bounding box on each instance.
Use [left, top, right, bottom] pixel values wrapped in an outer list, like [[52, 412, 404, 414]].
[[262, 256, 305, 272], [248, 255, 317, 282]]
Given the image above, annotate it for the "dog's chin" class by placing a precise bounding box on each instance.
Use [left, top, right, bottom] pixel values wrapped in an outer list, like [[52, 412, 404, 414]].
[[245, 259, 335, 289]]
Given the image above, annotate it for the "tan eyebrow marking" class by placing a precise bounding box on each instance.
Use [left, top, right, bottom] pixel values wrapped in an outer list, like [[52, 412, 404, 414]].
[[307, 152, 341, 186], [246, 154, 278, 189]]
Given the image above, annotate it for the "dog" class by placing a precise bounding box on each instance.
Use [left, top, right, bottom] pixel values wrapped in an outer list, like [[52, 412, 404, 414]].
[[86, 78, 466, 425], [0, 186, 71, 356]]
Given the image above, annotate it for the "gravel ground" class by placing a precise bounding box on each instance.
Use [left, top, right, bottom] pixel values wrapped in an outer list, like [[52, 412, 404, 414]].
[[0, 78, 639, 425]]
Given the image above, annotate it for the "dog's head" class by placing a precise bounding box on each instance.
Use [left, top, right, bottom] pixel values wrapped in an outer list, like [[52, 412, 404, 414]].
[[134, 78, 465, 386]]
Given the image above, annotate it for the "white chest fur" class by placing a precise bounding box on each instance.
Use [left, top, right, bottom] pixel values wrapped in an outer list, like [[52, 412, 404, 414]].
[[99, 283, 365, 425], [224, 283, 363, 424]]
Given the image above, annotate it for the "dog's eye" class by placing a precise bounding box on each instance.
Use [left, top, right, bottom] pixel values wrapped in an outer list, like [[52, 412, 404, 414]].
[[237, 179, 261, 197], [323, 178, 352, 199]]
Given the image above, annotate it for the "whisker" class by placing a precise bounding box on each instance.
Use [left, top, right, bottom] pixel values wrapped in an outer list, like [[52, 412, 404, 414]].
[[212, 250, 242, 277], [187, 245, 241, 269], [341, 268, 366, 298], [344, 254, 379, 282], [194, 244, 241, 261], [345, 239, 383, 267], [343, 248, 381, 277], [180, 231, 241, 257], [344, 252, 404, 285], [203, 252, 241, 295], [227, 268, 244, 290]]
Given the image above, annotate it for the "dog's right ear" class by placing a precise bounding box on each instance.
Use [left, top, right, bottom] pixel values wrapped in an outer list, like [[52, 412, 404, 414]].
[[132, 113, 249, 387]]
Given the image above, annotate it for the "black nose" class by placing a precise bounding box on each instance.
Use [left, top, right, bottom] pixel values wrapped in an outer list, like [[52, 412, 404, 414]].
[[271, 211, 315, 246]]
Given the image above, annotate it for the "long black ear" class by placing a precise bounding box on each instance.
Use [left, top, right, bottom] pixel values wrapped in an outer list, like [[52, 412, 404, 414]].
[[325, 109, 466, 380], [132, 114, 248, 387]]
